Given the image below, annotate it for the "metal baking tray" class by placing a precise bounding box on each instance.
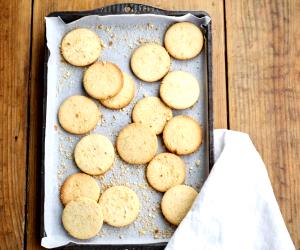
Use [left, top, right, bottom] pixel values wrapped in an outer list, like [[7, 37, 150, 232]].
[[42, 3, 213, 249]]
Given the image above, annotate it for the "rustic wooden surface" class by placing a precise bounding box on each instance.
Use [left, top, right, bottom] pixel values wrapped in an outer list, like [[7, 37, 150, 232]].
[[0, 0, 299, 249], [0, 0, 32, 249], [226, 0, 300, 248]]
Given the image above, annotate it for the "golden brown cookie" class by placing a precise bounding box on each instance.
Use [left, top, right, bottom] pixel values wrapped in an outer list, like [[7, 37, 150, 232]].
[[100, 72, 135, 109], [62, 197, 103, 239], [130, 43, 170, 82], [146, 153, 186, 192], [60, 173, 100, 206], [163, 115, 202, 155], [83, 61, 123, 100], [132, 96, 172, 134], [161, 185, 198, 225], [98, 186, 140, 227], [58, 95, 101, 134], [74, 134, 115, 175], [160, 71, 200, 109], [61, 28, 102, 66], [116, 123, 158, 164], [164, 22, 203, 60]]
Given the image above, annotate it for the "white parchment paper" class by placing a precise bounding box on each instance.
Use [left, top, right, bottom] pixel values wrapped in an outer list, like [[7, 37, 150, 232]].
[[42, 13, 210, 248]]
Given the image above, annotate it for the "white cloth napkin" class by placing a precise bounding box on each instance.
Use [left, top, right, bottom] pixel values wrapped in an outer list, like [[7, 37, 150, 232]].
[[166, 129, 295, 250]]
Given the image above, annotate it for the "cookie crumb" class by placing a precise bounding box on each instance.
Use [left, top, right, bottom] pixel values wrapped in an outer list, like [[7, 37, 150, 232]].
[[63, 71, 71, 79], [139, 229, 146, 235], [153, 229, 160, 239], [137, 37, 146, 44], [100, 40, 106, 48], [147, 23, 155, 29]]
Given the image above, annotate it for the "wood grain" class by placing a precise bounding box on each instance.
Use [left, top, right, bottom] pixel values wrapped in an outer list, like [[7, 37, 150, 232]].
[[0, 0, 32, 249], [0, 0, 31, 249], [26, 0, 227, 249], [226, 0, 300, 248]]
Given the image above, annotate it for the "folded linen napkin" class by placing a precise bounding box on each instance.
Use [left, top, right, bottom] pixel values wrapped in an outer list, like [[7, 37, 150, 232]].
[[166, 129, 295, 250]]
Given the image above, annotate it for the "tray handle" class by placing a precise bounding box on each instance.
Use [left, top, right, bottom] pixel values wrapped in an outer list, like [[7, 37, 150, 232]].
[[94, 3, 165, 15]]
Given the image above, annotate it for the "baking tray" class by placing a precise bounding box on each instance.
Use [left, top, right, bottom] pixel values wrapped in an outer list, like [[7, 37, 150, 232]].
[[42, 3, 213, 249]]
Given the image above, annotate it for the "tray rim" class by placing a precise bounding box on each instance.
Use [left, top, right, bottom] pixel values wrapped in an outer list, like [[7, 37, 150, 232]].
[[41, 3, 214, 249]]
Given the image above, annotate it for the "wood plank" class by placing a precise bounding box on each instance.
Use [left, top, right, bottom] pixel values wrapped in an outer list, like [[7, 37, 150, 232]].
[[27, 0, 227, 248], [225, 0, 300, 248], [0, 0, 32, 249]]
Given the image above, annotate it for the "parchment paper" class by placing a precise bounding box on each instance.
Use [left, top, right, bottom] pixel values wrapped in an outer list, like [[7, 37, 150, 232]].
[[42, 13, 210, 248]]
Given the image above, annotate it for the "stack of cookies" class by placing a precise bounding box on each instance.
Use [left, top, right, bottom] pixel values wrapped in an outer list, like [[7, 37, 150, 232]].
[[58, 21, 204, 240]]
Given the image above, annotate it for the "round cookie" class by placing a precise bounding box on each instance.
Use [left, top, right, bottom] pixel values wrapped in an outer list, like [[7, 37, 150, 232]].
[[100, 72, 135, 109], [98, 186, 140, 227], [58, 95, 101, 134], [132, 96, 172, 135], [83, 61, 123, 100], [61, 28, 102, 66], [130, 43, 170, 82], [74, 134, 115, 175], [164, 22, 203, 60], [60, 173, 100, 206], [116, 123, 158, 164], [161, 185, 198, 225], [160, 71, 200, 109], [62, 197, 103, 239], [146, 153, 186, 192], [163, 115, 202, 155]]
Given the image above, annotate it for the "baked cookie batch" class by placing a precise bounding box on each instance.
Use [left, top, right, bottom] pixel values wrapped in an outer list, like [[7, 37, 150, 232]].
[[58, 22, 204, 240]]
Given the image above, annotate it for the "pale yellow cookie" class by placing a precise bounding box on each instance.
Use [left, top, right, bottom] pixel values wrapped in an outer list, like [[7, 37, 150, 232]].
[[116, 123, 158, 164], [132, 96, 172, 135], [130, 43, 170, 82], [74, 134, 115, 175], [60, 173, 100, 206], [83, 61, 123, 100], [98, 186, 140, 227], [161, 185, 198, 225], [100, 72, 135, 109], [146, 153, 186, 192], [164, 22, 204, 60], [62, 197, 103, 239], [160, 71, 200, 109], [163, 115, 202, 155], [58, 95, 101, 134], [61, 28, 102, 66]]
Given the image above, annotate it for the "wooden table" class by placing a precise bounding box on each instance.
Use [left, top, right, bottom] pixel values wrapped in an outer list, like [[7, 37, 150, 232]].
[[1, 0, 299, 249]]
